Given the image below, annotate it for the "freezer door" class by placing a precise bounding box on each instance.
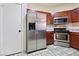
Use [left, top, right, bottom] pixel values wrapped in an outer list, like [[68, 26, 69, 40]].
[[27, 9, 36, 23], [36, 30, 46, 50], [27, 30, 36, 52], [27, 9, 37, 53]]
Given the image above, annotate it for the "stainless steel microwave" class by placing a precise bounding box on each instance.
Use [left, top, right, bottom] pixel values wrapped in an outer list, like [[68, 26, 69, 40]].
[[54, 17, 68, 24]]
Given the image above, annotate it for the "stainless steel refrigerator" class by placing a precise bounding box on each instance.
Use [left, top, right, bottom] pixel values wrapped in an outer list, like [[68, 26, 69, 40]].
[[26, 9, 46, 53]]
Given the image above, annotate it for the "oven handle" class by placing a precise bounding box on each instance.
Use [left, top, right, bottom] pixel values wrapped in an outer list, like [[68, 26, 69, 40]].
[[55, 33, 69, 35]]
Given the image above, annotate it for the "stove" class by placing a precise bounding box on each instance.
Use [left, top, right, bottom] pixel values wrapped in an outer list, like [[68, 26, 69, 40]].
[[54, 28, 70, 47]]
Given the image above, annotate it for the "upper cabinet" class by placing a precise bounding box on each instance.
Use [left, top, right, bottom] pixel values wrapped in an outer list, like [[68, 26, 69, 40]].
[[53, 11, 68, 17], [47, 13, 53, 25], [67, 10, 72, 22], [71, 8, 79, 22], [53, 7, 79, 23]]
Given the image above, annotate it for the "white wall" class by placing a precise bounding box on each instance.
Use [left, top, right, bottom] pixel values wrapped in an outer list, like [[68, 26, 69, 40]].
[[21, 3, 27, 51], [0, 4, 3, 55]]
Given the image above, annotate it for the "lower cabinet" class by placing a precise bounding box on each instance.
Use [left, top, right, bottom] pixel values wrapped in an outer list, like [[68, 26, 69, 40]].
[[70, 32, 79, 49], [46, 31, 54, 45]]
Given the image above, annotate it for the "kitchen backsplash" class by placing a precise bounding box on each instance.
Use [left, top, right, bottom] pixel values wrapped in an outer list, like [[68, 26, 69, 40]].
[[46, 25, 54, 31], [70, 22, 79, 27]]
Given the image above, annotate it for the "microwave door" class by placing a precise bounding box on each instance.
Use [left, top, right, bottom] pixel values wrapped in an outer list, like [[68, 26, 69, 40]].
[[54, 17, 68, 24]]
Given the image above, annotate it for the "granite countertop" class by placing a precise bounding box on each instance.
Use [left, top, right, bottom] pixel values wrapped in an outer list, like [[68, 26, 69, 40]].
[[66, 23, 79, 32], [67, 26, 79, 32]]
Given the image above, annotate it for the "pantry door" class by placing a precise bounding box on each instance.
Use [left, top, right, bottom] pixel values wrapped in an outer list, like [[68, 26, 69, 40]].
[[0, 4, 3, 54], [2, 4, 22, 55]]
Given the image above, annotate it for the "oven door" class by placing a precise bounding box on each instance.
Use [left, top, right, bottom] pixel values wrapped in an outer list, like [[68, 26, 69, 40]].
[[55, 33, 69, 42]]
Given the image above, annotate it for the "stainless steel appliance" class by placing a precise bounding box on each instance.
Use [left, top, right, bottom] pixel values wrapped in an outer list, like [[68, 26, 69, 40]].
[[54, 28, 70, 47], [54, 17, 68, 25], [26, 9, 46, 53]]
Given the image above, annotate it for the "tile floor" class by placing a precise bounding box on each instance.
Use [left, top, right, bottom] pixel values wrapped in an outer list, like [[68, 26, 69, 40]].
[[11, 45, 79, 56]]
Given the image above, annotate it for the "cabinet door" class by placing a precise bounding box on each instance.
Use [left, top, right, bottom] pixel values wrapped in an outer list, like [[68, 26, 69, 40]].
[[2, 4, 22, 55], [71, 8, 79, 22], [54, 11, 68, 17], [47, 13, 53, 24], [60, 11, 68, 17], [67, 10, 72, 22], [46, 32, 54, 45], [71, 9, 77, 22], [70, 32, 79, 49], [76, 8, 79, 22]]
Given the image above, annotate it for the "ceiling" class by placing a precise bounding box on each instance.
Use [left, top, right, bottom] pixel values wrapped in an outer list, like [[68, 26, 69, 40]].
[[28, 3, 64, 7], [27, 3, 79, 13], [27, 3, 78, 7], [34, 3, 63, 7]]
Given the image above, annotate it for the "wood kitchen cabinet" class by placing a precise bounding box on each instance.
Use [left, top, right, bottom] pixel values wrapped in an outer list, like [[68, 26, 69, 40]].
[[46, 31, 54, 45], [53, 11, 68, 17], [47, 13, 53, 24], [52, 7, 79, 23], [67, 10, 72, 22], [71, 8, 79, 22], [59, 11, 68, 17], [70, 32, 79, 49], [71, 9, 78, 22]]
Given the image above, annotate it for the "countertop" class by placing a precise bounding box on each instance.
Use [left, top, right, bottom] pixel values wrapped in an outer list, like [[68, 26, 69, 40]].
[[66, 23, 79, 32], [67, 27, 79, 32]]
